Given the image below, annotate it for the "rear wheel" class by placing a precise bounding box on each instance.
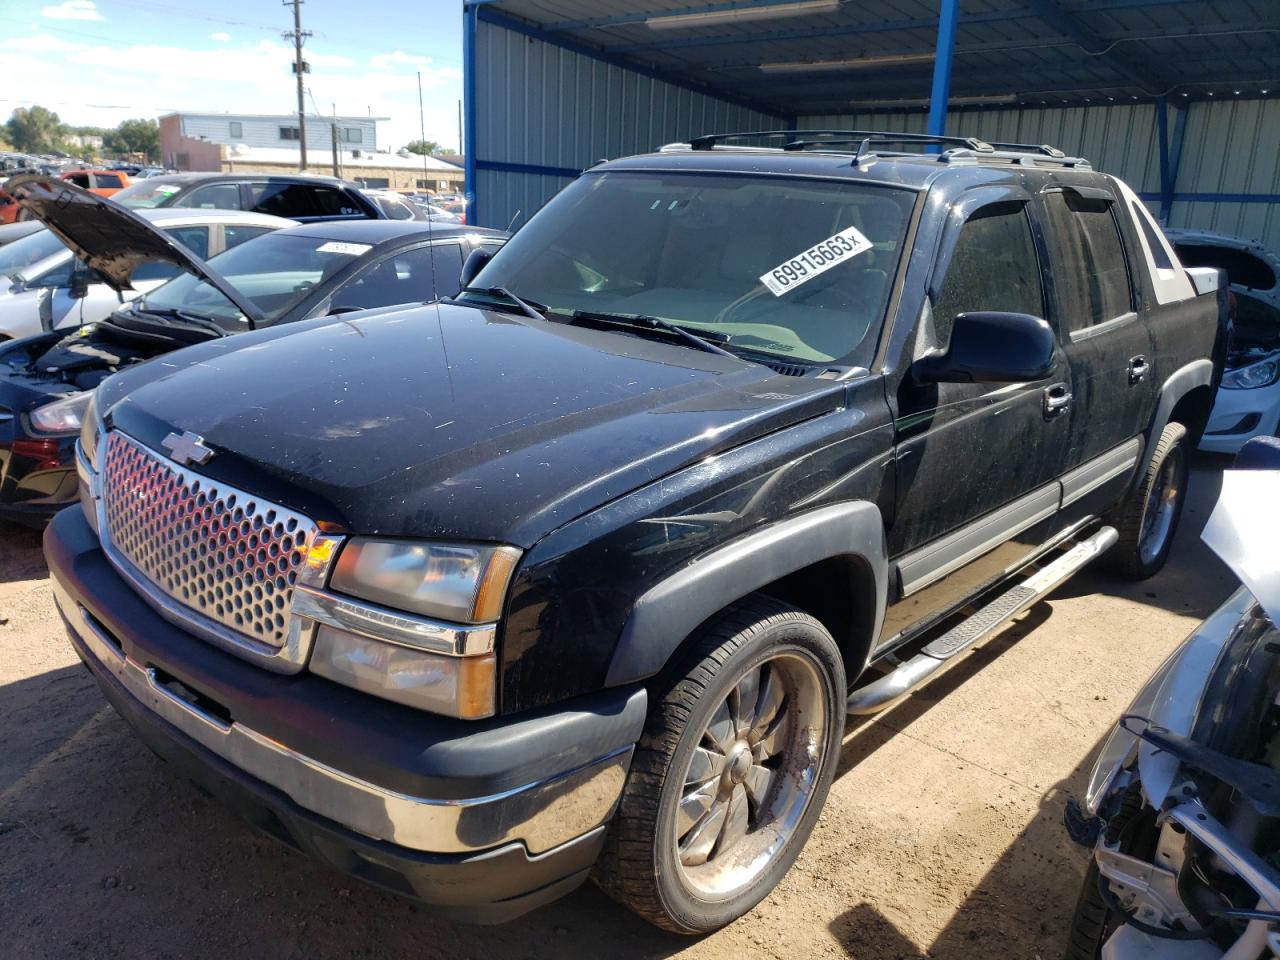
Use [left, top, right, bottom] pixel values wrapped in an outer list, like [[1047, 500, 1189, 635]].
[[594, 595, 845, 934], [1106, 422, 1188, 580]]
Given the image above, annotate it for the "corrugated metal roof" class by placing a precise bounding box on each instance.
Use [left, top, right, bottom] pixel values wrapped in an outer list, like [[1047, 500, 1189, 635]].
[[487, 0, 1279, 115]]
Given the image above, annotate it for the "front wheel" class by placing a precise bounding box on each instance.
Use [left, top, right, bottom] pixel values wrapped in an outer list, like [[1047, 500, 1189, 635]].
[[1106, 422, 1189, 580], [594, 595, 845, 934]]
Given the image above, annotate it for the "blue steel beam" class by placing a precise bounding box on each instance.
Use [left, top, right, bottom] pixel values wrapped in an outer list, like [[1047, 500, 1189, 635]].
[[1161, 104, 1189, 222], [463, 0, 480, 225], [543, 0, 841, 32], [927, 0, 960, 139]]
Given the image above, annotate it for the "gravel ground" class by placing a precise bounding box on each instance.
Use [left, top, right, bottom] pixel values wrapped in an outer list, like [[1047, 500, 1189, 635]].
[[0, 460, 1240, 960]]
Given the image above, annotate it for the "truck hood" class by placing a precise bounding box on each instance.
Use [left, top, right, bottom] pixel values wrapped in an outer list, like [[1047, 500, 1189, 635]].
[[4, 173, 263, 323], [99, 303, 846, 545]]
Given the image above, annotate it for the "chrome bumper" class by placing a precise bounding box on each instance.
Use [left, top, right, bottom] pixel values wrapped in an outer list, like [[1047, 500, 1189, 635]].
[[54, 578, 631, 857]]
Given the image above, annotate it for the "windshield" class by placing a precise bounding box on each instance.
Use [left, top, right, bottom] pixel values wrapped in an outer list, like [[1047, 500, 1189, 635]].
[[0, 228, 68, 280], [136, 230, 367, 329], [470, 171, 915, 364], [112, 179, 185, 209]]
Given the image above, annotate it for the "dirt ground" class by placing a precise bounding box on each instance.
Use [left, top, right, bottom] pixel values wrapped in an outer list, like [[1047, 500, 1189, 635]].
[[0, 459, 1242, 960]]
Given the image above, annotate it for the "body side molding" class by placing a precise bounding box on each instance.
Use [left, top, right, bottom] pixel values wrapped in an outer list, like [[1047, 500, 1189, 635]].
[[605, 501, 887, 687]]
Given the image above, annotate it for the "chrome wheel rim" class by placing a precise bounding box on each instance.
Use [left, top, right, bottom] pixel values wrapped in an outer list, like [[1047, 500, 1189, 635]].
[[673, 651, 827, 901], [1138, 449, 1183, 565]]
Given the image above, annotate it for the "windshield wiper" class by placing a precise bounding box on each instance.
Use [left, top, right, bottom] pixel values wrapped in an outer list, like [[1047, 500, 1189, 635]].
[[565, 310, 740, 361], [458, 286, 547, 321], [135, 306, 230, 337]]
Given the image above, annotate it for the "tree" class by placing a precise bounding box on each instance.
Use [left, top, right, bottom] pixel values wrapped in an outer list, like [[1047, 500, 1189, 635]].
[[6, 106, 66, 154], [405, 139, 444, 156], [104, 118, 159, 161]]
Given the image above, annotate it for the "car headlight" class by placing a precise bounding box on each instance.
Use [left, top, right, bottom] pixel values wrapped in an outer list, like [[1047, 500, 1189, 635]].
[[330, 539, 521, 624], [29, 391, 92, 435], [1222, 354, 1280, 390]]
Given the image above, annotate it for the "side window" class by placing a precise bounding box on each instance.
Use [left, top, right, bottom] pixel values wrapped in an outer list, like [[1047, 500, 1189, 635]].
[[65, 173, 89, 188], [132, 227, 210, 282], [98, 173, 123, 189], [184, 183, 242, 210], [932, 203, 1044, 348], [1041, 192, 1133, 333], [312, 187, 365, 218], [248, 182, 318, 219], [330, 244, 460, 311], [222, 225, 275, 251], [31, 258, 76, 288], [429, 243, 466, 298]]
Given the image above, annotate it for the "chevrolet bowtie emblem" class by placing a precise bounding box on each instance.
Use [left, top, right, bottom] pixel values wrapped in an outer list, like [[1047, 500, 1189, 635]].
[[161, 431, 215, 466]]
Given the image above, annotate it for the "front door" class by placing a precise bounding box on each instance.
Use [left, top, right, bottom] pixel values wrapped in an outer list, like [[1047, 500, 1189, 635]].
[[881, 190, 1073, 641]]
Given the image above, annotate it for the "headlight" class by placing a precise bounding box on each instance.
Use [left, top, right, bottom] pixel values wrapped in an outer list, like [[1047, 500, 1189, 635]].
[[29, 391, 92, 435], [78, 392, 101, 469], [331, 539, 521, 624], [1222, 355, 1280, 390]]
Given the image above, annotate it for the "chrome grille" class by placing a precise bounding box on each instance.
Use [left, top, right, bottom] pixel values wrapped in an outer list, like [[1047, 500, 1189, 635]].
[[101, 431, 317, 649]]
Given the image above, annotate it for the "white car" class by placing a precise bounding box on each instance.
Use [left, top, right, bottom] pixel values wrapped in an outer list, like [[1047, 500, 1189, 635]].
[[1166, 229, 1280, 454], [0, 206, 292, 341]]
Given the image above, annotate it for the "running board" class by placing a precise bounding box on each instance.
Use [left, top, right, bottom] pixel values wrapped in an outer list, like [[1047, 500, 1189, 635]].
[[846, 525, 1118, 716]]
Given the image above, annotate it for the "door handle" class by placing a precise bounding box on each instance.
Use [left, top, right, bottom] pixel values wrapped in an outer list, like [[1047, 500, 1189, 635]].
[[1043, 382, 1072, 419], [1128, 355, 1149, 384]]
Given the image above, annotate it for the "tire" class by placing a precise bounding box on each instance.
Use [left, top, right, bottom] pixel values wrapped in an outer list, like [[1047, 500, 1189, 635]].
[[1105, 422, 1189, 580], [593, 594, 846, 934], [1065, 861, 1120, 960]]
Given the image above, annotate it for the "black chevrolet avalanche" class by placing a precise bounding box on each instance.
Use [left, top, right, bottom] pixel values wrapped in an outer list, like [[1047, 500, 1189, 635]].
[[46, 132, 1227, 933]]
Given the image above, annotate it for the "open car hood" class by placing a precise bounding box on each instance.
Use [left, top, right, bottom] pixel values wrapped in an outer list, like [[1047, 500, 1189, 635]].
[[3, 173, 263, 323]]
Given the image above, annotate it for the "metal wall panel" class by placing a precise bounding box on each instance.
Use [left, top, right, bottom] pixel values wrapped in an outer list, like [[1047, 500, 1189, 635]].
[[474, 17, 778, 228]]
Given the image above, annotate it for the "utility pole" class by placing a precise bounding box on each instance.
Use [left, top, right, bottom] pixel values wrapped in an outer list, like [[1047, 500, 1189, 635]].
[[282, 0, 311, 171]]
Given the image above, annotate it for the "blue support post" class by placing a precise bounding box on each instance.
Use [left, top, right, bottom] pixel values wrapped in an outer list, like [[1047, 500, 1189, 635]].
[[926, 0, 960, 139], [463, 1, 479, 226], [1156, 96, 1171, 224], [1162, 104, 1189, 225]]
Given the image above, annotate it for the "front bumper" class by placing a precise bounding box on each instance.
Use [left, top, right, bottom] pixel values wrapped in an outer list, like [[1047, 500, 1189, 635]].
[[1199, 381, 1280, 455], [46, 507, 645, 919]]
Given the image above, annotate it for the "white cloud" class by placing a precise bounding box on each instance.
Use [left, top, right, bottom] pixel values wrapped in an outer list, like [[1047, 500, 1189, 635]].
[[41, 0, 103, 21], [370, 50, 430, 71], [210, 31, 231, 42]]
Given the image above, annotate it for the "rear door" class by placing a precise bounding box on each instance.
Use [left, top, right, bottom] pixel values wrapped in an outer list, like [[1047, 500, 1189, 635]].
[[1033, 181, 1153, 515]]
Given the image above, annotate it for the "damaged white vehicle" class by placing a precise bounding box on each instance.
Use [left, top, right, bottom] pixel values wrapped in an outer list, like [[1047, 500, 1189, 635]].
[[1067, 436, 1280, 958]]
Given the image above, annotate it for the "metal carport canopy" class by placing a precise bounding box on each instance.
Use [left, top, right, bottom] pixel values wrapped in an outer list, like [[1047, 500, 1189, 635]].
[[463, 0, 1280, 229]]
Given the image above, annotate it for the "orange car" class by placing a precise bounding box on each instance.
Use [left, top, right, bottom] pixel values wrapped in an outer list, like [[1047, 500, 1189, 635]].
[[58, 168, 130, 197]]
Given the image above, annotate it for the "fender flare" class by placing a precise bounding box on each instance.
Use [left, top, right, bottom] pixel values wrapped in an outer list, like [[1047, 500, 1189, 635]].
[[1141, 358, 1214, 473], [604, 501, 888, 687]]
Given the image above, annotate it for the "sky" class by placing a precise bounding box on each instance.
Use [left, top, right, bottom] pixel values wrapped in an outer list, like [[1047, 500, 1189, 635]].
[[0, 0, 466, 152]]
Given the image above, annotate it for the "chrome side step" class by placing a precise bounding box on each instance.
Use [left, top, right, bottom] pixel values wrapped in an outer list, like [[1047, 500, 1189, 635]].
[[847, 525, 1118, 716]]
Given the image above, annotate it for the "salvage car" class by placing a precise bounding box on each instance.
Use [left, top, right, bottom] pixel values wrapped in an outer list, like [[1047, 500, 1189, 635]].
[[108, 172, 385, 222], [1166, 229, 1280, 454], [0, 184, 293, 341], [48, 131, 1226, 932], [1065, 436, 1280, 958], [0, 176, 504, 525]]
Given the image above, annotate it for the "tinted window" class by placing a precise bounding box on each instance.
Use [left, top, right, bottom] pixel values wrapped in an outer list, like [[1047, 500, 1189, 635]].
[[312, 187, 366, 218], [1133, 202, 1174, 270], [932, 203, 1043, 348], [1042, 192, 1133, 332], [330, 244, 459, 310], [64, 173, 89, 188], [222, 224, 275, 251], [429, 242, 465, 298], [248, 183, 317, 219], [97, 173, 123, 189], [185, 182, 242, 210], [133, 226, 210, 282]]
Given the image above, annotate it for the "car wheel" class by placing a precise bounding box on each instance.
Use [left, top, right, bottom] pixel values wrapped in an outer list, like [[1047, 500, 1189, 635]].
[[1106, 422, 1189, 580], [594, 595, 845, 934]]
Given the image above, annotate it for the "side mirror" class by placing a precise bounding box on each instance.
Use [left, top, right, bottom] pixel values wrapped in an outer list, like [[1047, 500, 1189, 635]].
[[68, 269, 91, 300], [459, 247, 494, 291], [915, 311, 1057, 384]]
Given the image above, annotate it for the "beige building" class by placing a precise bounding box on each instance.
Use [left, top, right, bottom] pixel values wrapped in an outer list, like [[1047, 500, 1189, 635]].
[[220, 146, 463, 194]]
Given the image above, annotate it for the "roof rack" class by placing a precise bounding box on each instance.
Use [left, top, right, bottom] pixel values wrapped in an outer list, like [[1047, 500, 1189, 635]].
[[682, 129, 1089, 168]]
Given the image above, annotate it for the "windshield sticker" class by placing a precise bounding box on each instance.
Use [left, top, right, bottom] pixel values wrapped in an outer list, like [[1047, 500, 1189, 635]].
[[760, 226, 873, 297], [153, 185, 180, 197], [317, 241, 372, 256]]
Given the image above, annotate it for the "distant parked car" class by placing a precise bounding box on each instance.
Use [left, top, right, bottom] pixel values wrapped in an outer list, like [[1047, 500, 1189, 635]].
[[1166, 229, 1280, 454], [108, 172, 385, 222], [59, 169, 130, 197], [362, 188, 427, 221], [0, 178, 293, 341], [0, 176, 506, 523]]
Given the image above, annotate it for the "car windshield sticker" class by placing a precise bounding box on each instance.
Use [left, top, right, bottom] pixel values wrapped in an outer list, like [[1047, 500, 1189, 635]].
[[317, 241, 372, 256], [760, 226, 873, 297], [153, 185, 180, 197]]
